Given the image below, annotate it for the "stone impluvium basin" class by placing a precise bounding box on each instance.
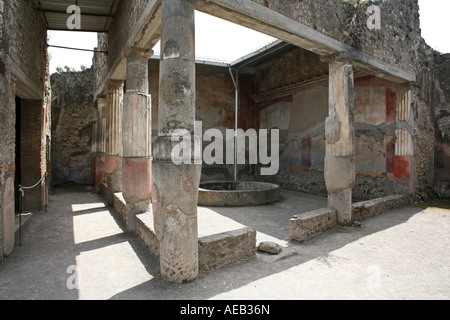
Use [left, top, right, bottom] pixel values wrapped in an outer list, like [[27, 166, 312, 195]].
[[198, 181, 280, 206]]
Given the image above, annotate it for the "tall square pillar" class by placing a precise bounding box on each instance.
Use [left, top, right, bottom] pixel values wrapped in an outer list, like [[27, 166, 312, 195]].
[[325, 60, 356, 225]]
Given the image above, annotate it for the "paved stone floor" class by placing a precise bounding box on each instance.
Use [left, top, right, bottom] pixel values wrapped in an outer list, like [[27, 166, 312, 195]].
[[0, 185, 449, 300]]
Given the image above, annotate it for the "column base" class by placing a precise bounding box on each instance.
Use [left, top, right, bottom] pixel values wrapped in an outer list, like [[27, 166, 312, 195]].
[[95, 153, 106, 194], [394, 155, 414, 195], [328, 188, 353, 226], [105, 155, 123, 205], [152, 160, 201, 283]]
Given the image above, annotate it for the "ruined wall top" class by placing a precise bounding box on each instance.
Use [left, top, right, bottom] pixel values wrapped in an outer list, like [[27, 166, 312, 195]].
[[250, 0, 424, 76], [93, 0, 436, 99]]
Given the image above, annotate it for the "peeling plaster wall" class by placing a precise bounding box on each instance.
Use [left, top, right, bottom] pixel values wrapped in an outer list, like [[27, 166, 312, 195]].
[[253, 47, 402, 200], [0, 0, 48, 256], [247, 0, 438, 200], [253, 47, 328, 194], [1, 0, 47, 169], [353, 76, 397, 200], [51, 69, 97, 186]]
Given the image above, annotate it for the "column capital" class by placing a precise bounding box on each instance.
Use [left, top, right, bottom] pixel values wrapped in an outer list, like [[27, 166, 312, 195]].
[[320, 53, 353, 65], [96, 96, 107, 106], [105, 79, 124, 91], [126, 47, 154, 60], [396, 82, 415, 92]]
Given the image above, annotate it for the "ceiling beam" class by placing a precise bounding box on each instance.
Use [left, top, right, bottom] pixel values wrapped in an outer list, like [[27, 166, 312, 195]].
[[38, 9, 115, 18], [197, 0, 416, 84]]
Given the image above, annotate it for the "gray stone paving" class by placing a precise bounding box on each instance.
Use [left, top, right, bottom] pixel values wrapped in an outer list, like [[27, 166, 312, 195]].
[[0, 185, 449, 300]]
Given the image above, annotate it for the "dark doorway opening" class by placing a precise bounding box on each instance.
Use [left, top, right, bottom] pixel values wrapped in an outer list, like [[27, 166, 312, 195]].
[[14, 96, 21, 214]]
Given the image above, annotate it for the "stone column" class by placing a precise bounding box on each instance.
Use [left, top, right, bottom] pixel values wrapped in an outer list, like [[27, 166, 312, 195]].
[[153, 0, 201, 283], [324, 60, 355, 225], [104, 80, 124, 205], [122, 48, 153, 231], [95, 97, 107, 193]]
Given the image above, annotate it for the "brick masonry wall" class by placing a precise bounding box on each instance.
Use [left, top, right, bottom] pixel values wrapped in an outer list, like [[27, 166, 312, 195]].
[[0, 0, 48, 255], [20, 100, 44, 211]]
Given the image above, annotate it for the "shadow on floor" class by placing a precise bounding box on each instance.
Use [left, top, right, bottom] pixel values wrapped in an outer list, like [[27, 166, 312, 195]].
[[0, 184, 439, 300]]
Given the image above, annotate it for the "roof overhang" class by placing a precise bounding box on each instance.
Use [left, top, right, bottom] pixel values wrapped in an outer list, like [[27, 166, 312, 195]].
[[34, 0, 121, 32]]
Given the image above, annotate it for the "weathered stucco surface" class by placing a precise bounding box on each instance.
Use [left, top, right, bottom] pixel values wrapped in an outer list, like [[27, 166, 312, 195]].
[[51, 69, 96, 186], [251, 46, 402, 200], [0, 0, 49, 256], [250, 0, 421, 75], [433, 53, 450, 198]]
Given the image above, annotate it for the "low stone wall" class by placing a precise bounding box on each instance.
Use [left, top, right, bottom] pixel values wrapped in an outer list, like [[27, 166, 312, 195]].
[[290, 194, 411, 242], [198, 228, 256, 272], [351, 194, 411, 221], [112, 192, 127, 223], [110, 189, 257, 273], [290, 208, 337, 242], [135, 212, 159, 260]]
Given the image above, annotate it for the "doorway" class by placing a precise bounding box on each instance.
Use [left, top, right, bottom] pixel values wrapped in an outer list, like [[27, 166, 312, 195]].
[[14, 96, 21, 214]]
